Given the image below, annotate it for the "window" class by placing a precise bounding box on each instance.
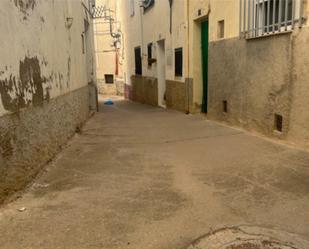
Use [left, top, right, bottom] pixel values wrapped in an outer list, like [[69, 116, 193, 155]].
[[147, 43, 152, 66], [134, 46, 142, 75], [217, 20, 225, 39], [240, 0, 302, 38], [105, 74, 114, 84], [174, 48, 183, 77], [130, 0, 135, 16], [258, 0, 293, 33]]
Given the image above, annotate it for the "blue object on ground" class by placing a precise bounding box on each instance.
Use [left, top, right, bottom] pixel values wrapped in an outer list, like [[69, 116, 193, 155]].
[[104, 99, 114, 105]]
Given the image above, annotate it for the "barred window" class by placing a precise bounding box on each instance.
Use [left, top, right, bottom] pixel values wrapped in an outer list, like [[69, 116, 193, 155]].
[[240, 0, 304, 38]]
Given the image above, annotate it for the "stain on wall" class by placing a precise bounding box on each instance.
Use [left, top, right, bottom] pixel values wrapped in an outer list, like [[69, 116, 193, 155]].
[[0, 56, 49, 112], [13, 0, 36, 15]]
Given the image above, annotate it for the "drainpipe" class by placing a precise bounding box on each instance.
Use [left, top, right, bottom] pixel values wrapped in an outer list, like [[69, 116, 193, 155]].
[[169, 0, 173, 33], [139, 5, 144, 68], [186, 0, 190, 79], [185, 0, 190, 113]]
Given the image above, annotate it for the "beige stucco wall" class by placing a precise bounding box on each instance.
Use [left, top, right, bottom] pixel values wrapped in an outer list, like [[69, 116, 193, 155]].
[[208, 34, 293, 137], [189, 0, 240, 109], [286, 26, 309, 148], [0, 0, 96, 202], [208, 0, 239, 42], [94, 0, 125, 95], [120, 0, 142, 86], [0, 0, 95, 116], [207, 8, 309, 149], [94, 0, 116, 80], [120, 0, 188, 84], [120, 0, 309, 147]]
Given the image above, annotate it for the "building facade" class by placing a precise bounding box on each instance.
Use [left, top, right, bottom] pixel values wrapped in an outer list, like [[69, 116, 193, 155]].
[[121, 0, 309, 149], [0, 0, 96, 203], [94, 0, 125, 96]]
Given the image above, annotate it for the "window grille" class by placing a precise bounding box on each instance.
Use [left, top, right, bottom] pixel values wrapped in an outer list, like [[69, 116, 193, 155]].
[[239, 0, 304, 38]]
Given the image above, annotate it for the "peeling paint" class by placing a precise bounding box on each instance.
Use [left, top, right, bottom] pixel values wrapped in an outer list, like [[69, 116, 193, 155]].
[[0, 56, 48, 112], [13, 0, 36, 14]]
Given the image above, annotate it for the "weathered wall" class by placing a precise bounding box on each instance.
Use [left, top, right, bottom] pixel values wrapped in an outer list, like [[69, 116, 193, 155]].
[[120, 0, 188, 109], [97, 78, 124, 96], [131, 76, 158, 106], [0, 0, 96, 202], [94, 0, 116, 80], [0, 0, 95, 115], [287, 26, 309, 148], [166, 80, 186, 112], [0, 86, 90, 203], [208, 34, 293, 137], [208, 27, 309, 148], [94, 0, 125, 96]]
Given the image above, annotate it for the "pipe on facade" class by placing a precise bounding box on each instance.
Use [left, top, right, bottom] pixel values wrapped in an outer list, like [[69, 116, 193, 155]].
[[169, 0, 173, 33], [185, 0, 190, 113]]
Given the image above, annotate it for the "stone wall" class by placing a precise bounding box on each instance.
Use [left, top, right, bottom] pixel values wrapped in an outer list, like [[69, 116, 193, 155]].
[[166, 80, 186, 112], [130, 77, 194, 113], [208, 27, 309, 148], [131, 75, 158, 106], [0, 86, 90, 203], [0, 0, 95, 203], [97, 78, 124, 96], [287, 27, 309, 148]]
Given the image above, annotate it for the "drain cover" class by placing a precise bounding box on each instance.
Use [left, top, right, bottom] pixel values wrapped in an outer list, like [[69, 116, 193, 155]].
[[188, 226, 309, 249]]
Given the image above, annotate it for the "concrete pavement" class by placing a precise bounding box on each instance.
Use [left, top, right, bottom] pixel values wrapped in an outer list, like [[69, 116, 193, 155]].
[[0, 96, 309, 249]]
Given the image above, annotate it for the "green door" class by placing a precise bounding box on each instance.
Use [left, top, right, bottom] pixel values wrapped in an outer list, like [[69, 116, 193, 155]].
[[201, 20, 209, 113]]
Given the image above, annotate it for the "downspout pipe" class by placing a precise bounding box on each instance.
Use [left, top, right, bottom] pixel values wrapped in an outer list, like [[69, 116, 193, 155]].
[[169, 0, 173, 33], [185, 0, 190, 113], [186, 0, 189, 79]]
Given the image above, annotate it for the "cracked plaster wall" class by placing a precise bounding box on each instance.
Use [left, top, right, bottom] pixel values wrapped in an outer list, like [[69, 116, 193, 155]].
[[0, 0, 96, 203], [0, 0, 95, 115]]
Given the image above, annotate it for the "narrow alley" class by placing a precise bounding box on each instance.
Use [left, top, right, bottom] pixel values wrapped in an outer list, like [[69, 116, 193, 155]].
[[1, 97, 308, 249]]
